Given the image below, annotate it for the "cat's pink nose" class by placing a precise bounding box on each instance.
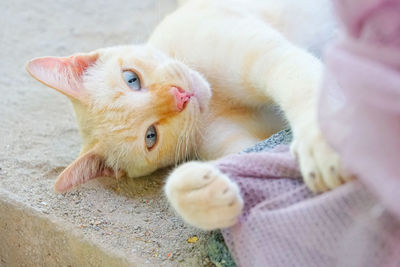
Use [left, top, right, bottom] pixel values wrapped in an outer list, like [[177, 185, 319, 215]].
[[170, 86, 193, 111]]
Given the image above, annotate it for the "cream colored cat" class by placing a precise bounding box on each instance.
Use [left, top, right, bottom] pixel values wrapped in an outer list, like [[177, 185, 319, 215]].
[[26, 0, 349, 230]]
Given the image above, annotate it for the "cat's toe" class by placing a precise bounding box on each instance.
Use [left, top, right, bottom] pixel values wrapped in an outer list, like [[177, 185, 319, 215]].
[[165, 161, 243, 230], [292, 133, 347, 193], [314, 144, 344, 189]]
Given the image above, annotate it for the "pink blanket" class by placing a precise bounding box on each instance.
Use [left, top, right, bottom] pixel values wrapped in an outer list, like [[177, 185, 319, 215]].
[[216, 147, 400, 267], [216, 0, 400, 266]]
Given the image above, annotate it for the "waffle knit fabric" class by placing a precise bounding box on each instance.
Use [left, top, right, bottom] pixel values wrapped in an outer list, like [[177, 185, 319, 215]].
[[212, 130, 400, 267]]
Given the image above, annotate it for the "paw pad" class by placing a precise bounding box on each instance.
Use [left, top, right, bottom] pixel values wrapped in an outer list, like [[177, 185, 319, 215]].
[[165, 162, 243, 230], [203, 172, 211, 180], [330, 166, 336, 174]]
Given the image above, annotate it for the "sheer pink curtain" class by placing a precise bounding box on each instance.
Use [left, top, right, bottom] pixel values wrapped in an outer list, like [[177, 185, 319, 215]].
[[218, 1, 400, 266], [319, 0, 400, 221]]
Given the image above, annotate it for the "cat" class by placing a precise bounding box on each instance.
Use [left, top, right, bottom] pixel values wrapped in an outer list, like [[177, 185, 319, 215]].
[[26, 0, 349, 230]]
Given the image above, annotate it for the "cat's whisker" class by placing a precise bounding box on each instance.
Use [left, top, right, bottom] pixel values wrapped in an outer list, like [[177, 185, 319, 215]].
[[174, 137, 179, 165], [175, 106, 196, 164], [185, 132, 189, 161], [175, 134, 182, 166], [191, 109, 198, 158], [178, 122, 184, 164], [174, 133, 179, 165], [182, 115, 191, 162], [191, 115, 201, 160], [175, 123, 186, 165], [180, 134, 186, 163], [184, 111, 192, 161]]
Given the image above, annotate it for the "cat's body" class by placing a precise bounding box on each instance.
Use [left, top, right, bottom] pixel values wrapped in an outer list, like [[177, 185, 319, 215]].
[[27, 0, 347, 230], [149, 0, 337, 160]]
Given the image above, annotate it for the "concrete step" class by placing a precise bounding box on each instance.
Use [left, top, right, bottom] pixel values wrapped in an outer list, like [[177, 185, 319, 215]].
[[0, 170, 212, 266]]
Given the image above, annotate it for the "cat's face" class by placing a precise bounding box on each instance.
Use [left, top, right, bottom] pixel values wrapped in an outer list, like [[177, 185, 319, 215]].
[[26, 45, 211, 192]]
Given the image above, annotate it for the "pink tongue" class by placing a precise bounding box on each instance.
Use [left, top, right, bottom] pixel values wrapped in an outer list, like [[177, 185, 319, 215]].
[[170, 86, 193, 111]]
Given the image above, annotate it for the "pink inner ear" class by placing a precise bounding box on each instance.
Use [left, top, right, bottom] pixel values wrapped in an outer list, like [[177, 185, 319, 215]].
[[54, 151, 116, 193], [26, 53, 98, 101]]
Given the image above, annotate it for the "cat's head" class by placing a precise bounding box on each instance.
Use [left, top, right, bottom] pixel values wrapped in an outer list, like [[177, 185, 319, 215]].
[[26, 45, 211, 193]]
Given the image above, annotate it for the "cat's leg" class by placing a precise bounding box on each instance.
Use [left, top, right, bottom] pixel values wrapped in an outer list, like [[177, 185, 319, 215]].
[[165, 161, 243, 230], [242, 38, 348, 192], [194, 16, 346, 192], [199, 20, 345, 191]]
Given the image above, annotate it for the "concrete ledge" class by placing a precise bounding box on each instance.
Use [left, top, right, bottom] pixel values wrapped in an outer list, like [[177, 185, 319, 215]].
[[0, 175, 211, 266], [0, 189, 133, 266]]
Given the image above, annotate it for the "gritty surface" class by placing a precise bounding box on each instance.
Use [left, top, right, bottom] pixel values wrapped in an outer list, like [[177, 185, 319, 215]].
[[0, 0, 212, 265]]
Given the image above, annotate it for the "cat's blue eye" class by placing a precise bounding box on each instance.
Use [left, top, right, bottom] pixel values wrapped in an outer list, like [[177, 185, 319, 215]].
[[123, 70, 141, 91], [145, 125, 157, 150]]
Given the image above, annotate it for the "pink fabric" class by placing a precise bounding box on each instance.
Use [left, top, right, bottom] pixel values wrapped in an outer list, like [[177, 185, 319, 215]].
[[214, 1, 400, 265], [216, 148, 400, 267], [319, 0, 400, 220]]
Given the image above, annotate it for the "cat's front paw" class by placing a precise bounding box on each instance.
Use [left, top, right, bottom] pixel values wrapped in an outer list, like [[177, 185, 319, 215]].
[[291, 129, 352, 193], [165, 162, 243, 230]]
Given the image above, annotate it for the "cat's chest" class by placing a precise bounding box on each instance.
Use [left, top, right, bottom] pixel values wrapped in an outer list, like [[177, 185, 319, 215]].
[[197, 102, 285, 159]]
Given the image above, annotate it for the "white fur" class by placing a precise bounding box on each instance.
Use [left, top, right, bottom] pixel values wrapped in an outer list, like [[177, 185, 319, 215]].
[[27, 0, 346, 230], [154, 0, 345, 230], [165, 161, 243, 230]]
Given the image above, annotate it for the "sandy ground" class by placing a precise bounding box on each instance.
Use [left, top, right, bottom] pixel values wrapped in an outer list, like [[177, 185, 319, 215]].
[[0, 0, 213, 265]]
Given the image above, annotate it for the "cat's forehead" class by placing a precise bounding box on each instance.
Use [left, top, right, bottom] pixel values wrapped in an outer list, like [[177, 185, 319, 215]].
[[99, 45, 167, 65]]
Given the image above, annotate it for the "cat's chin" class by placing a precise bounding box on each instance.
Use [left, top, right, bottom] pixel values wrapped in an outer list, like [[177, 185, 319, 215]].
[[191, 94, 205, 113], [189, 73, 212, 113]]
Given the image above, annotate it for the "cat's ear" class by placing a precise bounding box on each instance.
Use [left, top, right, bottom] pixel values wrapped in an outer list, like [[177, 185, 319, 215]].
[[26, 53, 98, 103], [54, 147, 117, 193]]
